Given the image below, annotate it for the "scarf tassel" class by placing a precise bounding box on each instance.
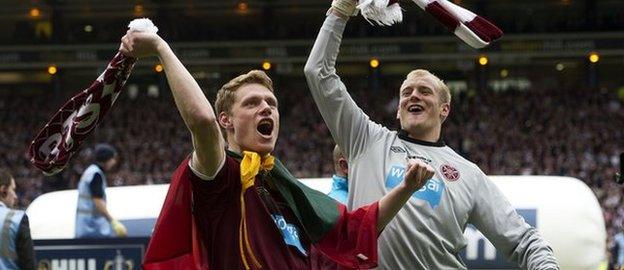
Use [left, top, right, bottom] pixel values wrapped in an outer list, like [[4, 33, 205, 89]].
[[358, 0, 403, 26]]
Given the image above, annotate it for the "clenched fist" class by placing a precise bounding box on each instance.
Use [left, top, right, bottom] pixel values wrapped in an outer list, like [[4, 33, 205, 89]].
[[119, 31, 167, 58], [403, 158, 435, 191], [377, 158, 437, 232]]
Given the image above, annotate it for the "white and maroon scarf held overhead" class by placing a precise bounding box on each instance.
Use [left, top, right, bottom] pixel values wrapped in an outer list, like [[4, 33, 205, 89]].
[[28, 19, 158, 175], [357, 0, 503, 49]]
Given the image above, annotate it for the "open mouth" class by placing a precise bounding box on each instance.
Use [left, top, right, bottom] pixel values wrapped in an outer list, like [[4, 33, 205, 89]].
[[407, 104, 424, 113], [257, 119, 274, 136]]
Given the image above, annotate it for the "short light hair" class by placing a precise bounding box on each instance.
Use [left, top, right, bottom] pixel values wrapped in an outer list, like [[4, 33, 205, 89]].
[[405, 69, 451, 104], [214, 70, 274, 139], [215, 70, 274, 116]]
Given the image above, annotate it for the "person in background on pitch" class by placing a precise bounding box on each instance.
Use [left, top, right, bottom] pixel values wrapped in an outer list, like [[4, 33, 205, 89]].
[[75, 144, 127, 238], [613, 223, 624, 270], [327, 145, 348, 204], [0, 169, 35, 270], [304, 1, 559, 269]]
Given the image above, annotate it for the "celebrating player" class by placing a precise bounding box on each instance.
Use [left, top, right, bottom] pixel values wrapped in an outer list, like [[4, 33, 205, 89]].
[[303, 2, 560, 269], [119, 29, 437, 269]]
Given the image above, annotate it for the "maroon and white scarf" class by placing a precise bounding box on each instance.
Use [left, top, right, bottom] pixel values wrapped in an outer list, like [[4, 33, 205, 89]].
[[358, 0, 503, 48], [28, 19, 157, 175], [28, 53, 135, 175]]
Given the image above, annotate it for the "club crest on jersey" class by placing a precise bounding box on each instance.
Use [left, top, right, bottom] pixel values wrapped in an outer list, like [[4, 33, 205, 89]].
[[441, 164, 460, 182], [385, 165, 445, 209]]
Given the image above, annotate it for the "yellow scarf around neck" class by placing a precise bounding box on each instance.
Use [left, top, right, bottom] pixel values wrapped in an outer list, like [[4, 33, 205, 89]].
[[238, 151, 274, 269]]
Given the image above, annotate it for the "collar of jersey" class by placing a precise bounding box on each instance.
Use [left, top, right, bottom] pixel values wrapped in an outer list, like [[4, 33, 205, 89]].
[[398, 129, 446, 147]]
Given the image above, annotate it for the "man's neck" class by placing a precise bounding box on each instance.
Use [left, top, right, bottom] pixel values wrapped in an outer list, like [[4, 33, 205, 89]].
[[405, 127, 441, 143], [226, 143, 242, 155], [226, 145, 271, 157], [94, 163, 106, 172]]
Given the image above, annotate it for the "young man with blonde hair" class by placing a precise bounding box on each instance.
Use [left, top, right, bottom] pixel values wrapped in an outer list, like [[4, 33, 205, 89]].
[[304, 3, 559, 269], [120, 29, 439, 269]]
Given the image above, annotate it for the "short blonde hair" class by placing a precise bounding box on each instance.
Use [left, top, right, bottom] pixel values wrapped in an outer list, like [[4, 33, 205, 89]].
[[405, 69, 451, 104], [215, 70, 274, 115]]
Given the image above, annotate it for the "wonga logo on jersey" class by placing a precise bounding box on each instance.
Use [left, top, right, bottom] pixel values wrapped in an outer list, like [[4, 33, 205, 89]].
[[271, 214, 307, 256], [385, 165, 445, 209]]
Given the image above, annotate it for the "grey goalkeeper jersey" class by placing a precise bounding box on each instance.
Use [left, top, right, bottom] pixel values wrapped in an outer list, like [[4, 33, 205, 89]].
[[304, 14, 559, 270]]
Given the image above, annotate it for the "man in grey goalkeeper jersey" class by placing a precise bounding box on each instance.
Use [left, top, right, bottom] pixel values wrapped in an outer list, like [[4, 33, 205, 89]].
[[303, 2, 560, 269]]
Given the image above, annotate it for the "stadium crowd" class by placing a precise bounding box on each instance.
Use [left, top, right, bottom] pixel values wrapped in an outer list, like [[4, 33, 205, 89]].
[[7, 3, 624, 45], [1, 75, 622, 264]]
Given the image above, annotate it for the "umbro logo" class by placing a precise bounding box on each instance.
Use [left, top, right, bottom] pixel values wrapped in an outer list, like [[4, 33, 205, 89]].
[[411, 156, 432, 164], [390, 146, 406, 153], [390, 146, 432, 163]]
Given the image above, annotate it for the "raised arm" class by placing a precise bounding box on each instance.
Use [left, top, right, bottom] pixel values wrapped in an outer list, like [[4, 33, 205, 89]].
[[468, 171, 560, 269], [304, 10, 386, 161], [120, 32, 225, 178]]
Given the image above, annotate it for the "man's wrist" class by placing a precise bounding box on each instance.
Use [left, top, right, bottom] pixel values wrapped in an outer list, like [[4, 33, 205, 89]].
[[156, 40, 171, 57], [329, 8, 351, 21], [330, 0, 357, 18], [398, 182, 420, 194]]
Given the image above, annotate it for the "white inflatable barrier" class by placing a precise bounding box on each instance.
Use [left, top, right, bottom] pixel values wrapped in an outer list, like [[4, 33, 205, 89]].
[[27, 176, 605, 269]]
